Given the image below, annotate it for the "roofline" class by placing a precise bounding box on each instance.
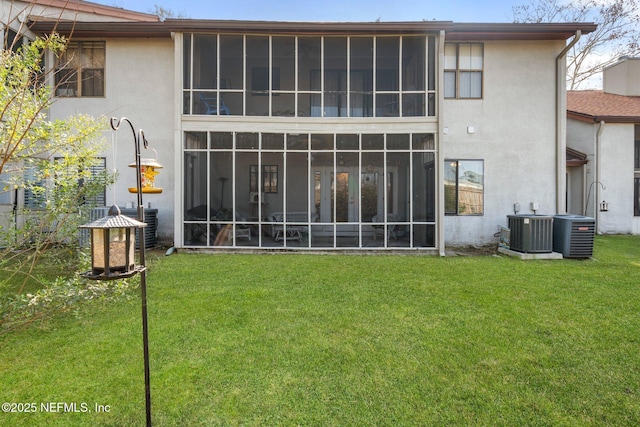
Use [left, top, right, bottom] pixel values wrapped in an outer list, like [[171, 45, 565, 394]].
[[162, 19, 453, 35], [603, 55, 640, 72], [22, 0, 160, 22], [29, 20, 171, 38], [567, 110, 640, 124], [446, 22, 597, 41], [566, 147, 588, 166], [165, 20, 597, 39], [567, 159, 588, 167], [29, 19, 597, 40]]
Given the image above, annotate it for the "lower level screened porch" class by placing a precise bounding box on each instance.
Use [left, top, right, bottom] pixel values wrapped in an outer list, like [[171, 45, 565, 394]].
[[181, 131, 437, 250]]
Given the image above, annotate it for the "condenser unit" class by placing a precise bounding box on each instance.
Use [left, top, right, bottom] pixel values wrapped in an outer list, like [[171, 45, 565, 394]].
[[507, 214, 553, 253], [120, 208, 158, 249], [553, 214, 595, 259], [80, 207, 112, 246], [85, 207, 158, 249]]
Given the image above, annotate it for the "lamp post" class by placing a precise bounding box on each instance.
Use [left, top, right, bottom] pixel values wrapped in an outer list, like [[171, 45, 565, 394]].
[[79, 117, 155, 427]]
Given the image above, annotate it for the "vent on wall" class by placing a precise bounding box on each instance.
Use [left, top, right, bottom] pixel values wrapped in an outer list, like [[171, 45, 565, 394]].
[[507, 215, 553, 253]]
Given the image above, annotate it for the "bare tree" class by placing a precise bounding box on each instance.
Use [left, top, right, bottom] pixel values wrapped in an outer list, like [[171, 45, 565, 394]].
[[513, 0, 640, 89], [149, 4, 187, 21]]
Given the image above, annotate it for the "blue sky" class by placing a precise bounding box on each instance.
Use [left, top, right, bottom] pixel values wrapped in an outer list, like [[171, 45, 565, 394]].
[[95, 0, 523, 22]]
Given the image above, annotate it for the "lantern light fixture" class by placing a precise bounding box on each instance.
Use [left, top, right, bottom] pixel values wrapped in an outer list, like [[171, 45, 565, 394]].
[[600, 200, 609, 212], [79, 205, 146, 280]]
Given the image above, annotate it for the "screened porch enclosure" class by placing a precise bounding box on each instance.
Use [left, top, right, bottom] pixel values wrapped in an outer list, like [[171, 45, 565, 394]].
[[183, 132, 436, 249], [183, 34, 436, 118]]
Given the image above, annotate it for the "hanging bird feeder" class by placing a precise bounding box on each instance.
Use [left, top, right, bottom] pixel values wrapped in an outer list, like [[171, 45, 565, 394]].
[[128, 155, 163, 194], [79, 205, 147, 280]]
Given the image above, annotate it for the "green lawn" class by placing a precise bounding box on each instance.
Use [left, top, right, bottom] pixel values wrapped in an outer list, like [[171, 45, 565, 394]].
[[1, 236, 639, 426]]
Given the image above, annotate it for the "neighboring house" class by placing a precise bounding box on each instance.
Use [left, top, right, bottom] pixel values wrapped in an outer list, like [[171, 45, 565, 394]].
[[2, 0, 597, 253], [567, 57, 640, 235]]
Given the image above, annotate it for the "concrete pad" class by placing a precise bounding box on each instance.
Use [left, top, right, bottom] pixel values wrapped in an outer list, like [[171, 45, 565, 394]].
[[498, 247, 564, 260]]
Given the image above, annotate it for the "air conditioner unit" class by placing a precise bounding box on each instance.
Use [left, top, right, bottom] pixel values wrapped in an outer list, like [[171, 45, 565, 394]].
[[119, 208, 158, 249], [507, 214, 553, 253], [553, 214, 595, 259], [79, 207, 112, 246], [90, 206, 111, 221], [82, 207, 158, 249]]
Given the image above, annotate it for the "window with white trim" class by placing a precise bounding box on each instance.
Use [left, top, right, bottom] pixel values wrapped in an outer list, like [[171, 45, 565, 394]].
[[54, 157, 107, 207], [24, 165, 47, 209], [444, 159, 484, 215], [0, 171, 13, 204], [55, 41, 105, 97], [444, 43, 483, 99], [250, 165, 278, 193]]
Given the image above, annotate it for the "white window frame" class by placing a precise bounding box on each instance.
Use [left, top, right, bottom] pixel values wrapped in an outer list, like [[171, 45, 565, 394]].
[[443, 42, 483, 99]]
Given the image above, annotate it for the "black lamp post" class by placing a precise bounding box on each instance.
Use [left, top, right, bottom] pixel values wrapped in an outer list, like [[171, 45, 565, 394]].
[[79, 117, 154, 426]]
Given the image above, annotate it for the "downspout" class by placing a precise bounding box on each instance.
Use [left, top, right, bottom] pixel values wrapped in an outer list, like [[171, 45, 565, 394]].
[[556, 31, 581, 214], [438, 30, 446, 256], [595, 120, 605, 232]]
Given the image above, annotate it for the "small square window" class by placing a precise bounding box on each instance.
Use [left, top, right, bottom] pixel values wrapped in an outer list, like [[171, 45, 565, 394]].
[[443, 43, 483, 99], [55, 41, 105, 97], [250, 165, 278, 193]]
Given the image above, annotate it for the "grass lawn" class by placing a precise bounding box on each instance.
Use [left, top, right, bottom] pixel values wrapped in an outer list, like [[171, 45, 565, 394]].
[[1, 236, 639, 426]]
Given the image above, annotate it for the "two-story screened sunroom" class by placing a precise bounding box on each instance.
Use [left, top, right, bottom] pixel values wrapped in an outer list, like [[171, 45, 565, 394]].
[[175, 22, 441, 250]]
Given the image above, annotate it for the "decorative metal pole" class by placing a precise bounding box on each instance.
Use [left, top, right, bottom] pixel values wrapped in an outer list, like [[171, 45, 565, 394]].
[[110, 117, 152, 427]]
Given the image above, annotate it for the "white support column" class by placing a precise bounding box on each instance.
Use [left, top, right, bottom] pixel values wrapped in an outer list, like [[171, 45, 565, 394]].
[[437, 30, 446, 256]]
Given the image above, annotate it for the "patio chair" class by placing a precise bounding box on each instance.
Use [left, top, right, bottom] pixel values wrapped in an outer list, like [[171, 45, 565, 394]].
[[372, 214, 400, 240], [267, 211, 318, 241], [198, 92, 230, 115]]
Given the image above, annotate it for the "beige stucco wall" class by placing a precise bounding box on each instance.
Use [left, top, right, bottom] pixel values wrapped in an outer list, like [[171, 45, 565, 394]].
[[597, 123, 635, 233], [568, 119, 638, 234], [442, 39, 564, 245], [48, 37, 176, 242], [566, 119, 595, 214], [603, 58, 640, 97]]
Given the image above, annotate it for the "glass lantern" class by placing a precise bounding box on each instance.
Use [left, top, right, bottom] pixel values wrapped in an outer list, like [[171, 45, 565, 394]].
[[79, 205, 147, 280]]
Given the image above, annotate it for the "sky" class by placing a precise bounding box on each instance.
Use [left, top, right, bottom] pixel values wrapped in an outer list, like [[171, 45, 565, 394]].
[[93, 0, 524, 22]]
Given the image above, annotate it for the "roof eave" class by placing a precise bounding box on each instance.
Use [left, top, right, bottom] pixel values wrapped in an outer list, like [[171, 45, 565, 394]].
[[28, 19, 598, 40], [446, 22, 597, 41], [163, 19, 454, 35], [28, 20, 171, 38], [23, 0, 159, 22], [568, 111, 640, 124]]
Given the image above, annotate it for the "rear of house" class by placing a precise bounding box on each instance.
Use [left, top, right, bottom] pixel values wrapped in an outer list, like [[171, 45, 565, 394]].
[[567, 57, 640, 235], [2, 0, 597, 252]]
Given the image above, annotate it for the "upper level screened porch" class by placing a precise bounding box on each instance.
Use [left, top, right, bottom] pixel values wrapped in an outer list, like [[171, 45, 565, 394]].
[[182, 33, 437, 118]]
